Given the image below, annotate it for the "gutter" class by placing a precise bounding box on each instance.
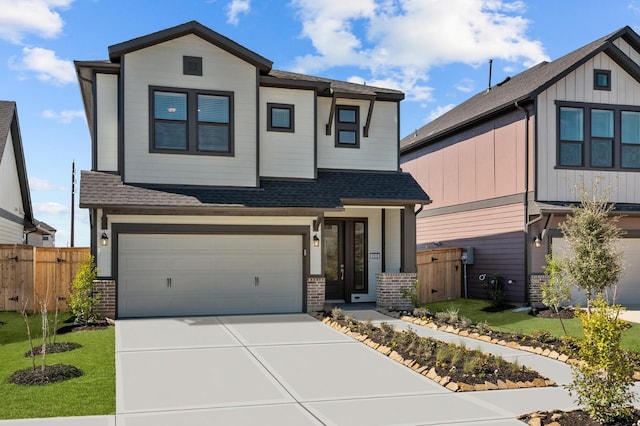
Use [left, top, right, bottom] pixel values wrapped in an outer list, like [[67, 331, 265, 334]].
[[515, 100, 532, 304]]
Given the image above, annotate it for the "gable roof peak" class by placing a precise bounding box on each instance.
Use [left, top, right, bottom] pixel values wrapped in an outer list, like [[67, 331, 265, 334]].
[[108, 20, 273, 72]]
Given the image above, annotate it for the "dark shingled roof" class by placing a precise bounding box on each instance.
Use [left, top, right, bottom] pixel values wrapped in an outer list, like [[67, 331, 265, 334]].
[[80, 170, 430, 210], [401, 26, 640, 153]]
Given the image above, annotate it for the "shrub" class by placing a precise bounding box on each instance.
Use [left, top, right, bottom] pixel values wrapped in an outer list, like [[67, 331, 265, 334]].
[[542, 252, 571, 334], [565, 296, 636, 424], [69, 255, 100, 324], [401, 280, 420, 308]]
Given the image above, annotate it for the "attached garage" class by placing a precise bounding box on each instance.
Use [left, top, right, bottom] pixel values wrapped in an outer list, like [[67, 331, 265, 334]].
[[553, 237, 640, 307], [117, 233, 304, 317]]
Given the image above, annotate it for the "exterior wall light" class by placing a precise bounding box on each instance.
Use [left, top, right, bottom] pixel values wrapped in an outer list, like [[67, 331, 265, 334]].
[[101, 232, 109, 247], [313, 234, 320, 247], [533, 235, 541, 248]]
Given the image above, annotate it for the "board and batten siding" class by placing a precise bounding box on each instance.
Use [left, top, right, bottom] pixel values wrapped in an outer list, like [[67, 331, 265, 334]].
[[0, 131, 24, 244], [316, 97, 398, 171], [123, 34, 257, 187], [96, 73, 118, 172], [416, 202, 526, 302], [402, 114, 530, 210], [259, 87, 315, 179], [537, 41, 640, 203]]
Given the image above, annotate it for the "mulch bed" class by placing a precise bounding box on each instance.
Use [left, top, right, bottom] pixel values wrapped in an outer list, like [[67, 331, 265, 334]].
[[518, 408, 640, 425], [24, 342, 82, 357], [57, 320, 110, 334], [323, 313, 554, 391], [531, 307, 576, 319], [9, 364, 83, 385]]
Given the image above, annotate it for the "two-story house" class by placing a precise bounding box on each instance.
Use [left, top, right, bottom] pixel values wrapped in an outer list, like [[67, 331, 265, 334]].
[[76, 21, 429, 318], [401, 26, 640, 306], [0, 101, 56, 247]]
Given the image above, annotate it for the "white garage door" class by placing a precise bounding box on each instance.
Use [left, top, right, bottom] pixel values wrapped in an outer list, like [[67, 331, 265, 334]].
[[553, 238, 640, 307], [118, 234, 303, 317]]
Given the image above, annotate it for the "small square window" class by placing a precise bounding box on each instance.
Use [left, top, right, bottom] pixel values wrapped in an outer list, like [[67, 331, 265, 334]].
[[267, 103, 294, 132], [594, 69, 611, 91], [183, 56, 203, 76]]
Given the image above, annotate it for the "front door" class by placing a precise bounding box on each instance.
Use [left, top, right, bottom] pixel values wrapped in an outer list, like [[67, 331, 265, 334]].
[[323, 219, 367, 302]]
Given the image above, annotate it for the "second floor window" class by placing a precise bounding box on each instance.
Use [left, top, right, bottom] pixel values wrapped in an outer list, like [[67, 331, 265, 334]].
[[335, 105, 359, 148], [151, 87, 233, 155], [558, 101, 640, 169], [267, 103, 294, 132]]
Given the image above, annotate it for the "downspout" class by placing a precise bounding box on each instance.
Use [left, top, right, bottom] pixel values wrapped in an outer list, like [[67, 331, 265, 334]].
[[515, 101, 531, 304]]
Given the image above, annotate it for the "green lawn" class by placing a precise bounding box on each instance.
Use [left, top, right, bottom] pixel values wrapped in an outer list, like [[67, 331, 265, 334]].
[[0, 311, 115, 420], [425, 298, 640, 352]]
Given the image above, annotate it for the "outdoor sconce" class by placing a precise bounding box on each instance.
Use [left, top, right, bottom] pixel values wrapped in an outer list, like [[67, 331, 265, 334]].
[[101, 232, 109, 247], [533, 235, 541, 248], [313, 234, 320, 247]]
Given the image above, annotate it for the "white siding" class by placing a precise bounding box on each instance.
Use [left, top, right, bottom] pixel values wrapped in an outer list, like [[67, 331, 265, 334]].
[[259, 87, 315, 178], [96, 73, 118, 172], [537, 45, 640, 203], [384, 208, 402, 273], [317, 98, 398, 171], [123, 34, 257, 187], [0, 132, 25, 243]]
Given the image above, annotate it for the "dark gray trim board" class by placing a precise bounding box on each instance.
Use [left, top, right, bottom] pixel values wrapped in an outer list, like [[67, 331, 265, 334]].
[[110, 223, 311, 318], [417, 193, 527, 218], [0, 207, 24, 225]]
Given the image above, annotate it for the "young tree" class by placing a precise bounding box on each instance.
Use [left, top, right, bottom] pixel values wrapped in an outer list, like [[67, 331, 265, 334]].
[[559, 178, 624, 309], [541, 252, 571, 334]]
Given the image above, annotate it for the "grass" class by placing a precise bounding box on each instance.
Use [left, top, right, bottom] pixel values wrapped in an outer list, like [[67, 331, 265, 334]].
[[0, 311, 115, 420], [424, 298, 640, 352]]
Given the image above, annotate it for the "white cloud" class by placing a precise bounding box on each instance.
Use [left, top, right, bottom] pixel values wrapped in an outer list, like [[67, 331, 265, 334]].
[[42, 109, 85, 123], [30, 177, 66, 191], [0, 0, 73, 44], [227, 0, 250, 25], [15, 46, 75, 85], [34, 201, 69, 215], [455, 78, 475, 93], [289, 0, 549, 102], [427, 104, 456, 122]]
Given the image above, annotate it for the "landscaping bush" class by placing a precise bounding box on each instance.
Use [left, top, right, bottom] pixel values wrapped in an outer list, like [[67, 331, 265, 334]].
[[69, 255, 100, 325]]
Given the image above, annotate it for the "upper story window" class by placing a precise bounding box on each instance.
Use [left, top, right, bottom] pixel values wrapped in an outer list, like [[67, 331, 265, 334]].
[[594, 69, 611, 91], [335, 105, 359, 148], [557, 101, 640, 169], [150, 87, 233, 156], [183, 56, 203, 76], [267, 103, 294, 133]]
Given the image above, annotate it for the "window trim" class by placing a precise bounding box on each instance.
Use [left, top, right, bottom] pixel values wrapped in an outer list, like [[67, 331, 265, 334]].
[[556, 100, 640, 171], [594, 69, 611, 91], [149, 86, 234, 157], [183, 56, 203, 76], [335, 105, 360, 148], [267, 103, 294, 133]]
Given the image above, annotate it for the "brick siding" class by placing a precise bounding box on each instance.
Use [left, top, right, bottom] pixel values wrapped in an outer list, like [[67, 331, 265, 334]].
[[307, 275, 325, 312], [529, 274, 549, 307], [93, 279, 116, 319], [376, 273, 416, 311]]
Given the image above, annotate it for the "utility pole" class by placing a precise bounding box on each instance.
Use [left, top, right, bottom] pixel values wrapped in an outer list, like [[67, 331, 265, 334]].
[[71, 160, 75, 247]]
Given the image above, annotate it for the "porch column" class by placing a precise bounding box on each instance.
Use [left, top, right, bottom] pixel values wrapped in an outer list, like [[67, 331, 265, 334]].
[[401, 204, 417, 273]]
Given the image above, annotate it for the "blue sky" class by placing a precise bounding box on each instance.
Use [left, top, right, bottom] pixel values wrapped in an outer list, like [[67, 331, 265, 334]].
[[0, 0, 638, 247]]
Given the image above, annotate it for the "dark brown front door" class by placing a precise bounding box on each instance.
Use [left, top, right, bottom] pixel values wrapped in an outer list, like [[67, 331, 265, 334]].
[[323, 219, 367, 302]]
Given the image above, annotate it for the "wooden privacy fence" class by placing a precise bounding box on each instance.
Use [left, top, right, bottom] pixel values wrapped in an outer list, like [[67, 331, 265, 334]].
[[416, 247, 462, 303], [0, 244, 90, 313]]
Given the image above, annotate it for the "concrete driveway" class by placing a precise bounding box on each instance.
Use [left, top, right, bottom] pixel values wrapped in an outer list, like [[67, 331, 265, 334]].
[[113, 313, 560, 426]]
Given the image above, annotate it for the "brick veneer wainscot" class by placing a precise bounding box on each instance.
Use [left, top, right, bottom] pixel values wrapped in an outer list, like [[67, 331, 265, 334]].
[[528, 274, 549, 307], [307, 275, 326, 312], [376, 273, 416, 311], [93, 280, 116, 319]]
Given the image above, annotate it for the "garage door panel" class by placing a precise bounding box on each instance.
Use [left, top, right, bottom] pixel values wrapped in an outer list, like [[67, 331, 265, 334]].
[[118, 233, 303, 317], [553, 237, 640, 307]]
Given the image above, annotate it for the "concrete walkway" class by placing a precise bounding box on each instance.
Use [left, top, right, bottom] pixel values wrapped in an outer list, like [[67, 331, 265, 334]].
[[3, 309, 640, 425]]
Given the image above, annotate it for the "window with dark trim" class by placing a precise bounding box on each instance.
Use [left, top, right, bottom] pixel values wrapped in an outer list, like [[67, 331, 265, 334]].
[[267, 103, 294, 132], [183, 56, 203, 76], [557, 101, 640, 169], [335, 105, 359, 147], [594, 69, 611, 91], [150, 87, 233, 156]]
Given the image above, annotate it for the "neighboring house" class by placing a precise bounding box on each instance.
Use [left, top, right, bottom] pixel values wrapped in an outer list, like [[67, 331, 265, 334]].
[[26, 220, 57, 247], [76, 21, 429, 318], [401, 26, 640, 306]]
